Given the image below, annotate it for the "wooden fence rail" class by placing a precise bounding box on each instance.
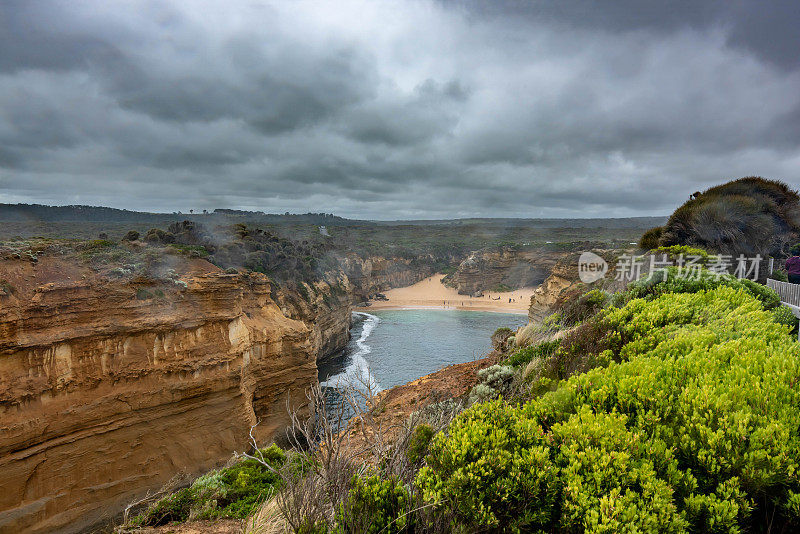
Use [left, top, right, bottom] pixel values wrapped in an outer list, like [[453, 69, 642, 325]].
[[767, 279, 800, 341], [767, 279, 800, 307]]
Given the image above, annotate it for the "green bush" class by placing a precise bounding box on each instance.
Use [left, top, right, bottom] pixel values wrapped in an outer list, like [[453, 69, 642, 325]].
[[503, 339, 560, 368], [418, 399, 558, 531], [551, 409, 687, 532], [655, 245, 711, 264], [122, 230, 140, 241], [659, 177, 800, 257], [555, 288, 610, 326], [406, 424, 435, 464], [133, 445, 287, 525], [335, 475, 414, 533], [167, 244, 210, 258], [639, 226, 663, 249], [135, 288, 152, 300], [772, 268, 789, 282], [467, 365, 515, 404], [772, 305, 799, 335], [418, 286, 800, 532], [132, 487, 194, 526], [628, 267, 780, 309]]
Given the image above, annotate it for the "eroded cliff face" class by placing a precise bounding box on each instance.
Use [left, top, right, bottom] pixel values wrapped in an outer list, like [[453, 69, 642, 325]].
[[272, 276, 353, 364], [0, 257, 322, 534], [527, 250, 621, 322], [0, 246, 460, 533], [338, 254, 439, 301], [528, 256, 580, 322], [446, 248, 568, 296]]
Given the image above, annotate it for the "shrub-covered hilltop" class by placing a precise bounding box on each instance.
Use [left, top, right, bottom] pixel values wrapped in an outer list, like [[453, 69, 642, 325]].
[[124, 260, 800, 533], [417, 269, 800, 533], [639, 177, 800, 256]]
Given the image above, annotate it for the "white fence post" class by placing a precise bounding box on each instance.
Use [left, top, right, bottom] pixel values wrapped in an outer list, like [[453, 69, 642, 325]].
[[767, 279, 800, 341]]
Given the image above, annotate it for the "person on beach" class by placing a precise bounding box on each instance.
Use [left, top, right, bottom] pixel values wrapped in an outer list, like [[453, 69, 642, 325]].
[[787, 245, 800, 283]]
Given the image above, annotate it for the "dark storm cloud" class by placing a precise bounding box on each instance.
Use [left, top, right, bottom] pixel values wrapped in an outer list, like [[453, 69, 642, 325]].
[[458, 0, 800, 70], [0, 0, 799, 219]]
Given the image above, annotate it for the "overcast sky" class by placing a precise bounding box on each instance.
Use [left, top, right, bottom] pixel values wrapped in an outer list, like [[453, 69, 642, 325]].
[[1, 0, 799, 219]]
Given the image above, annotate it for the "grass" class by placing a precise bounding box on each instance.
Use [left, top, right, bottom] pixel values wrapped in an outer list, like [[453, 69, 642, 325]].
[[129, 445, 296, 527]]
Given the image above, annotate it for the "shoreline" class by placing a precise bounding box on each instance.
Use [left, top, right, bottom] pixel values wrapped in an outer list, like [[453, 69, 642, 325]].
[[354, 274, 535, 315], [354, 304, 530, 315]]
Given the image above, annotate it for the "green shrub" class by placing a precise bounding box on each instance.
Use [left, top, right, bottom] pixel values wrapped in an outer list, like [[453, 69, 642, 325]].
[[133, 445, 287, 525], [772, 305, 799, 335], [628, 267, 779, 309], [335, 475, 414, 533], [655, 245, 711, 264], [167, 244, 210, 258], [417, 399, 558, 531], [406, 424, 435, 464], [639, 226, 663, 249], [503, 339, 560, 368], [555, 288, 610, 326], [122, 230, 140, 241], [135, 288, 152, 300], [659, 177, 800, 257], [551, 409, 687, 532], [772, 268, 789, 282], [80, 239, 116, 251], [419, 286, 800, 532], [132, 487, 194, 526], [144, 228, 175, 244], [467, 365, 515, 404]]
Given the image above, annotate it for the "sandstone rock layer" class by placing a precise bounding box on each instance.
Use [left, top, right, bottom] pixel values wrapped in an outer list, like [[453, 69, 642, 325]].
[[0, 260, 321, 534]]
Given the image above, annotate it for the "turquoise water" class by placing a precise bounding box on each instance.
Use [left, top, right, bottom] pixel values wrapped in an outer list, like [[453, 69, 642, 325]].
[[318, 309, 528, 393]]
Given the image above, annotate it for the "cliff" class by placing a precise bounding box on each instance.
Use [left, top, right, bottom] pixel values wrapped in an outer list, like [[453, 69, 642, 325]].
[[338, 254, 439, 301], [527, 250, 622, 322], [445, 248, 567, 296], [0, 256, 333, 534], [272, 277, 353, 364], [0, 244, 451, 533], [527, 254, 581, 322]]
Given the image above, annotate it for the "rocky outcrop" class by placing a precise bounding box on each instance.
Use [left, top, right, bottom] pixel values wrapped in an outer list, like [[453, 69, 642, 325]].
[[528, 255, 580, 322], [0, 258, 324, 534], [273, 277, 353, 364], [338, 254, 439, 301], [527, 250, 621, 322], [446, 248, 567, 296], [0, 245, 468, 533]]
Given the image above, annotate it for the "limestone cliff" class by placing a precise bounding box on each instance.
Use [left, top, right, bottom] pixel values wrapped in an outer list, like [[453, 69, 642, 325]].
[[0, 257, 327, 534], [0, 246, 448, 533], [527, 255, 580, 322], [272, 277, 353, 364], [527, 250, 621, 322], [338, 254, 439, 301], [445, 248, 567, 296]]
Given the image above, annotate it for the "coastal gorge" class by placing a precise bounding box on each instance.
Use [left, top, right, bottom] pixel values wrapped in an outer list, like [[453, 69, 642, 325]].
[[0, 209, 656, 533], [0, 243, 443, 533]]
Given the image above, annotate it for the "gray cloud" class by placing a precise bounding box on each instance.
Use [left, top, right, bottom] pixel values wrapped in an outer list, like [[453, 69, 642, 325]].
[[0, 0, 799, 219]]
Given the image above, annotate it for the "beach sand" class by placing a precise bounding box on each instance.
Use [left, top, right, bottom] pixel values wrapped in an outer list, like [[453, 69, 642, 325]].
[[355, 274, 535, 314]]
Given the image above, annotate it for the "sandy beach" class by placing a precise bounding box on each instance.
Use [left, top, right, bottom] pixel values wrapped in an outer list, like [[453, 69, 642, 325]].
[[355, 274, 535, 314]]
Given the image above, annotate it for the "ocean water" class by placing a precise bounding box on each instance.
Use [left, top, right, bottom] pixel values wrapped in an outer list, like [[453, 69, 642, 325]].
[[318, 309, 529, 394]]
